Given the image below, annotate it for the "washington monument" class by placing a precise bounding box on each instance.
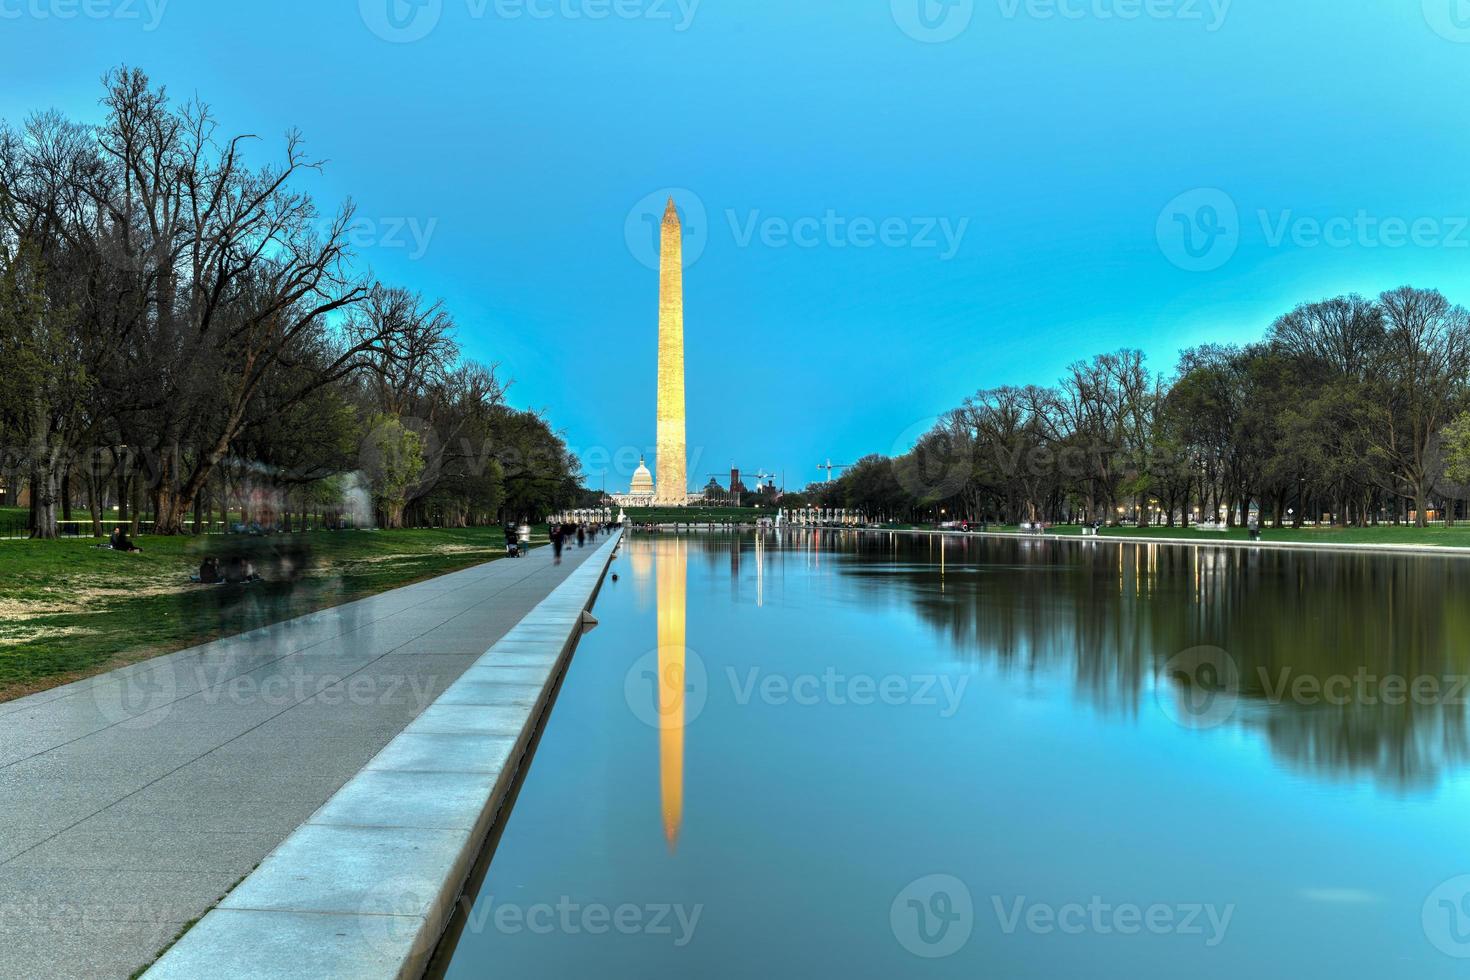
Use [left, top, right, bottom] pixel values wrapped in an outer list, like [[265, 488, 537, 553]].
[[655, 197, 688, 505]]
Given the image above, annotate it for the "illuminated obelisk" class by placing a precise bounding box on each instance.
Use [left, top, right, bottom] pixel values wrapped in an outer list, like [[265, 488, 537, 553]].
[[655, 197, 688, 505]]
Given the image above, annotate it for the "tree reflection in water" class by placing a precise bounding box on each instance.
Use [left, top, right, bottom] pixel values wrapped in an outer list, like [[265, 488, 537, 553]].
[[698, 529, 1470, 792]]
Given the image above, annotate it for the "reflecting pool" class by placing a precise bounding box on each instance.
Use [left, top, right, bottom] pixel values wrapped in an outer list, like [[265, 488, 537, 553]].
[[438, 530, 1470, 978]]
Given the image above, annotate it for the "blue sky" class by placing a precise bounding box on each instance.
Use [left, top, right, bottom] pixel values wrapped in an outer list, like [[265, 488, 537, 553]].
[[4, 1, 1470, 492]]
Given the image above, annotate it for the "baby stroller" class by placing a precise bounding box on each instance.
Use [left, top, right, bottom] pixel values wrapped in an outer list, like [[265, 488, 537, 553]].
[[504, 526, 523, 558]]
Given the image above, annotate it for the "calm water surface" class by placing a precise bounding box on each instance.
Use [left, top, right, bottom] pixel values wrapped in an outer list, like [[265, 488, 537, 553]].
[[439, 531, 1470, 978]]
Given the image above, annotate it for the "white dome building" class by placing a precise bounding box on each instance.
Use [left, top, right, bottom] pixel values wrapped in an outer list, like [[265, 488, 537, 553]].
[[630, 458, 654, 496], [612, 458, 657, 507]]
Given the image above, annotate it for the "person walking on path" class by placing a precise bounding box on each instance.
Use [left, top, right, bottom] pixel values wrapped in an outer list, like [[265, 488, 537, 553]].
[[576, 524, 586, 548], [551, 524, 565, 565]]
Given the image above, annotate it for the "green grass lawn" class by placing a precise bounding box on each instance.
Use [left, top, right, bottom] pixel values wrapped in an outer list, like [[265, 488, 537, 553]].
[[0, 505, 27, 533], [0, 526, 541, 702]]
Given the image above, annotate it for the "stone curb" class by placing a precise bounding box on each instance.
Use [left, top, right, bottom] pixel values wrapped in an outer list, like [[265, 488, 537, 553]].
[[142, 531, 623, 979], [820, 526, 1470, 559]]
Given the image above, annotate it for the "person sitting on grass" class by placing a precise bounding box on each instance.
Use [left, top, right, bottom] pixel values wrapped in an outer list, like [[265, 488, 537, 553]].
[[109, 527, 143, 553], [223, 556, 262, 584], [196, 556, 222, 584]]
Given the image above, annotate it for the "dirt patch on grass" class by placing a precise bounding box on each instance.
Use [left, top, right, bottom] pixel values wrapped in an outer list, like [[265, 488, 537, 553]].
[[78, 582, 198, 602], [317, 545, 504, 574], [432, 544, 506, 555], [0, 624, 98, 648], [0, 598, 75, 618]]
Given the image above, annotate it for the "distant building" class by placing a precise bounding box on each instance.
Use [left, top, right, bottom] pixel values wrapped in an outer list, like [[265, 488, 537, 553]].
[[0, 474, 27, 508], [611, 458, 657, 508]]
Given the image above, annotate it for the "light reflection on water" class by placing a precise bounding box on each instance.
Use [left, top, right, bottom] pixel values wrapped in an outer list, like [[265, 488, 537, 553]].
[[439, 531, 1470, 979], [655, 535, 685, 852]]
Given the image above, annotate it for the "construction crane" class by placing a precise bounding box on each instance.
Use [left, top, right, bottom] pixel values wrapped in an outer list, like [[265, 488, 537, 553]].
[[706, 466, 757, 503], [706, 467, 752, 489], [818, 460, 851, 482]]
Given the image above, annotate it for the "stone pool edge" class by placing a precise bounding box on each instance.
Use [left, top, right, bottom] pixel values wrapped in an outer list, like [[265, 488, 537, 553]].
[[142, 530, 622, 980], [835, 526, 1470, 558]]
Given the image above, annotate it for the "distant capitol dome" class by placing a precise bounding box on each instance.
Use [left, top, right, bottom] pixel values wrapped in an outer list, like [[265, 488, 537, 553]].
[[630, 458, 654, 496]]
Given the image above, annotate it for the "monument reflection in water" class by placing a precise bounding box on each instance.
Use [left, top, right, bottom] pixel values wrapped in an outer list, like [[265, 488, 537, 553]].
[[653, 536, 685, 851], [440, 531, 1470, 980]]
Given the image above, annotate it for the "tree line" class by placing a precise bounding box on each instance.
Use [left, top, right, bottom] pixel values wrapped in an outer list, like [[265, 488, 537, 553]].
[[0, 68, 585, 538], [796, 287, 1470, 529]]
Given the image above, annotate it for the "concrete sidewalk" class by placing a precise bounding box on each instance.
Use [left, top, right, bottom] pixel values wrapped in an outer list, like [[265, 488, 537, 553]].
[[0, 536, 611, 980]]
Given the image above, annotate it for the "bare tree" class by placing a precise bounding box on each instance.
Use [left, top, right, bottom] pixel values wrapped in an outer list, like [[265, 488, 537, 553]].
[[1373, 286, 1470, 527]]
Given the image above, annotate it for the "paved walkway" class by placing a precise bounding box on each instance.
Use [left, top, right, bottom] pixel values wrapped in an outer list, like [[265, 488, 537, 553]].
[[0, 537, 609, 980]]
